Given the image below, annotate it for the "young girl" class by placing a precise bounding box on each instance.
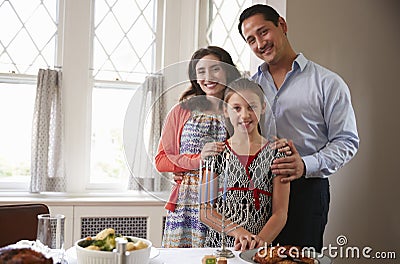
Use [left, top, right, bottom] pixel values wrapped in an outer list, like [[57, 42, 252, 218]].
[[155, 46, 241, 248], [200, 78, 290, 251]]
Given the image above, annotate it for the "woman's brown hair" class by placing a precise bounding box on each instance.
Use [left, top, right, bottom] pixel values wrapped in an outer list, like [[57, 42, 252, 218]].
[[179, 46, 241, 111]]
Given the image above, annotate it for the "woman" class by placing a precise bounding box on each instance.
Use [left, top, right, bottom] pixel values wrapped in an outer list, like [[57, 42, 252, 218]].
[[155, 46, 241, 248]]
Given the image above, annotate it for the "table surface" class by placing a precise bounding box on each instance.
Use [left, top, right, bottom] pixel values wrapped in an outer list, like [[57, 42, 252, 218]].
[[65, 246, 251, 264], [149, 247, 250, 264]]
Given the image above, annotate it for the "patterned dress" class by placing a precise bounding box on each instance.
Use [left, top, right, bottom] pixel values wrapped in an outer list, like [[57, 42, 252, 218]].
[[205, 142, 283, 247], [162, 110, 226, 248]]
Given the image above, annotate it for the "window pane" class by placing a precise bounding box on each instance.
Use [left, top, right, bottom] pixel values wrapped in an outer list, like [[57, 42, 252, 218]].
[[93, 0, 157, 82], [0, 82, 35, 182], [207, 0, 252, 72], [0, 0, 58, 74], [90, 85, 135, 185], [90, 0, 157, 188]]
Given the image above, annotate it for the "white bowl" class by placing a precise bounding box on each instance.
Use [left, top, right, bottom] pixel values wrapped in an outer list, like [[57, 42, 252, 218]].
[[75, 236, 152, 264]]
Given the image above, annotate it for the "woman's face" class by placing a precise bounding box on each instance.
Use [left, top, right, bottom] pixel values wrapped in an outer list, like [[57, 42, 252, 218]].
[[195, 54, 227, 99], [225, 90, 265, 135]]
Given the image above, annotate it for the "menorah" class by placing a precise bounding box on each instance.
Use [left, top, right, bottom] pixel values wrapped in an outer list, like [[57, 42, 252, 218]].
[[199, 153, 250, 258]]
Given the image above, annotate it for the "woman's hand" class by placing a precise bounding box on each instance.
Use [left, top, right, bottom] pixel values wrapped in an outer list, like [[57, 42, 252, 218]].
[[200, 141, 225, 160], [172, 172, 184, 182]]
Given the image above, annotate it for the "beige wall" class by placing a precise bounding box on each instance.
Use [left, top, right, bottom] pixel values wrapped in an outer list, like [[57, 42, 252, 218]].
[[286, 0, 400, 262]]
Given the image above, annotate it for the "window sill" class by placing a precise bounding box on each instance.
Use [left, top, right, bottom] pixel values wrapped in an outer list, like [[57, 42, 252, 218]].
[[0, 191, 168, 206]]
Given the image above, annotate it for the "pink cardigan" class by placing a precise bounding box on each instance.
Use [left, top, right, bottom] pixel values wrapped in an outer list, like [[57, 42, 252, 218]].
[[155, 104, 201, 211], [155, 104, 201, 172]]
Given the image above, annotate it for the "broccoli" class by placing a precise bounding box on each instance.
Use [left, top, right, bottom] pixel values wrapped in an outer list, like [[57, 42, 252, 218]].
[[79, 228, 145, 252], [79, 228, 117, 251], [78, 238, 94, 248], [93, 228, 116, 251]]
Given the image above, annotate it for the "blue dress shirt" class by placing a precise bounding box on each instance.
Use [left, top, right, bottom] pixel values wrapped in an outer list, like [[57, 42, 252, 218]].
[[252, 54, 359, 178]]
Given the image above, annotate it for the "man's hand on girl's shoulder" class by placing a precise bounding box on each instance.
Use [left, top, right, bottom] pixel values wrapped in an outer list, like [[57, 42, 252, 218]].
[[271, 140, 304, 182]]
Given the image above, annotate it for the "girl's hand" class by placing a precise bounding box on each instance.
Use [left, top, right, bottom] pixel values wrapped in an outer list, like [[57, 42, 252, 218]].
[[231, 228, 261, 251], [234, 233, 265, 251], [200, 142, 225, 160]]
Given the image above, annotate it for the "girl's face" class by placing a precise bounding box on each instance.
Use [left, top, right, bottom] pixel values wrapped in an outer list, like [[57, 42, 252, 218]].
[[195, 54, 227, 99], [225, 90, 266, 135]]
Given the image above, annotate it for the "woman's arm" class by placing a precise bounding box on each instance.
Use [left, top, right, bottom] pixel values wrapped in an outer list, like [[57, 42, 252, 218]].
[[154, 105, 201, 172]]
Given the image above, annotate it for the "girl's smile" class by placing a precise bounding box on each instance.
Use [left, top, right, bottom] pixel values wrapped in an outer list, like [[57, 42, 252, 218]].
[[225, 90, 266, 136]]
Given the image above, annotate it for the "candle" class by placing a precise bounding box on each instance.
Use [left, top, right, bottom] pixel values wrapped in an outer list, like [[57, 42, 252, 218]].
[[223, 152, 230, 201], [210, 158, 215, 206], [198, 160, 203, 204], [205, 160, 209, 204]]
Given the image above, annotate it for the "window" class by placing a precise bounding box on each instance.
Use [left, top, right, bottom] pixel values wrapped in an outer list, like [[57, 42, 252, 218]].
[[0, 0, 59, 189], [92, 0, 156, 82], [206, 0, 253, 73], [89, 0, 158, 187], [0, 0, 159, 191], [90, 84, 136, 187], [0, 82, 35, 189], [0, 0, 59, 74], [2, 0, 250, 193]]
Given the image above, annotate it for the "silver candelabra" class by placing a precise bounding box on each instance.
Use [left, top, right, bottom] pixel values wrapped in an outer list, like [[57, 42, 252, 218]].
[[199, 154, 250, 258]]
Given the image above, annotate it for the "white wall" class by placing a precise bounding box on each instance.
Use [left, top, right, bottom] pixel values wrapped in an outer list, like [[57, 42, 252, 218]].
[[287, 0, 400, 263]]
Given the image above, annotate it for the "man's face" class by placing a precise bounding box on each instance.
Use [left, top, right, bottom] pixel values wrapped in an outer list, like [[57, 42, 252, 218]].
[[241, 13, 287, 65]]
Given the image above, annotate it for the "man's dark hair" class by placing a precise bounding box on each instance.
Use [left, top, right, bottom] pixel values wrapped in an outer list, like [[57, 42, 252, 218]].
[[238, 4, 280, 40]]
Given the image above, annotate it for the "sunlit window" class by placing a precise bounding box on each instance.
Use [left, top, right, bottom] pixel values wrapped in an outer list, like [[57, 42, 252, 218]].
[[92, 0, 156, 82], [89, 0, 157, 187], [206, 0, 252, 72], [0, 0, 58, 189], [90, 84, 136, 186], [1, 0, 246, 192], [0, 82, 35, 187], [0, 0, 58, 74]]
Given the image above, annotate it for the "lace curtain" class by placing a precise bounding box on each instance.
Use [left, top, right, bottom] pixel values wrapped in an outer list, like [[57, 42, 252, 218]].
[[127, 74, 168, 192], [30, 69, 66, 192]]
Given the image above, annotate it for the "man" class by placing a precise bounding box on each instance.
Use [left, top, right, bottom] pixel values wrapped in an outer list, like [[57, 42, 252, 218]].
[[238, 4, 359, 251]]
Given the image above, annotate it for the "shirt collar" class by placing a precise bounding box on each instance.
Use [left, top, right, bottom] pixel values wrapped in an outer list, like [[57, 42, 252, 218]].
[[294, 53, 308, 72], [257, 53, 308, 74]]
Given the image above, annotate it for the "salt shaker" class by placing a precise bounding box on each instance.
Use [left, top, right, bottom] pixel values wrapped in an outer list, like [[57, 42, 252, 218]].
[[115, 237, 127, 264]]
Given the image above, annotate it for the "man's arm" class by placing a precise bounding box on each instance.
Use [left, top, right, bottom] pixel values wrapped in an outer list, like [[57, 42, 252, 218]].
[[272, 77, 359, 181]]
